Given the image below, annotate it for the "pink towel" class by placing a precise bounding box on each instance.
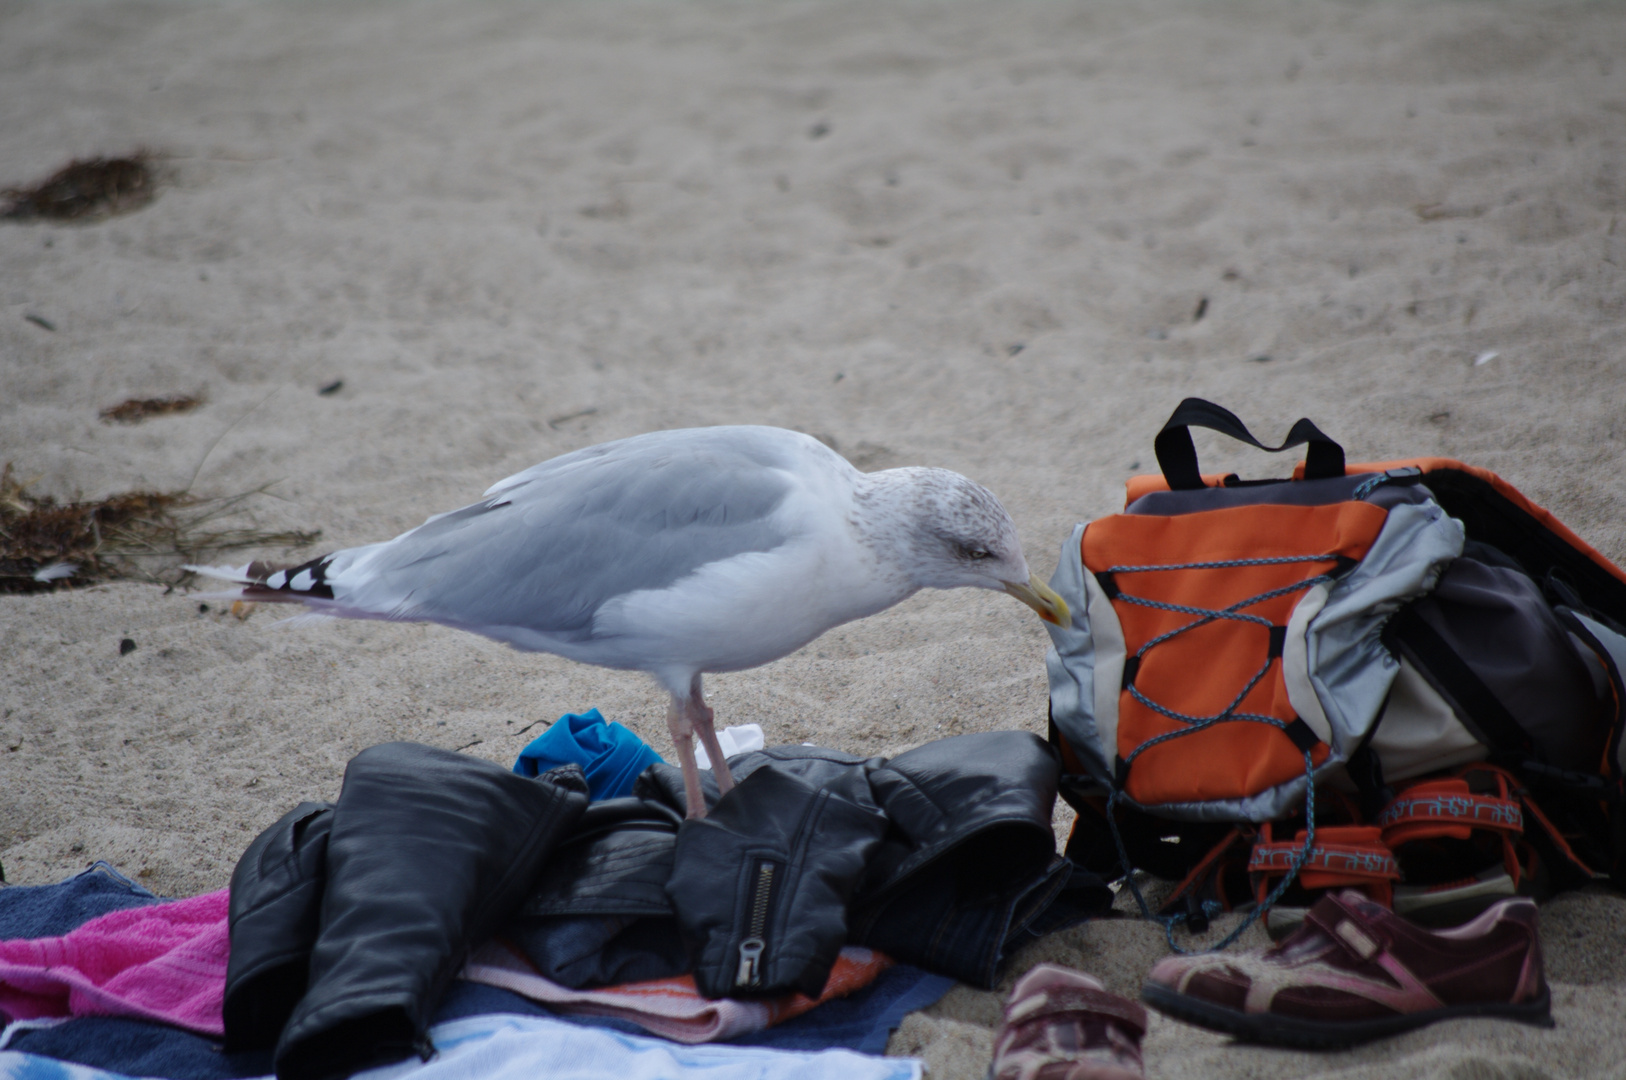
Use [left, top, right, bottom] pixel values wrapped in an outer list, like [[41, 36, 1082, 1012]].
[[0, 888, 229, 1035]]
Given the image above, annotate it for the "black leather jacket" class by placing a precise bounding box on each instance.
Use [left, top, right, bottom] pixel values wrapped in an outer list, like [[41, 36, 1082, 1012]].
[[225, 732, 1103, 1080], [510, 731, 1096, 998]]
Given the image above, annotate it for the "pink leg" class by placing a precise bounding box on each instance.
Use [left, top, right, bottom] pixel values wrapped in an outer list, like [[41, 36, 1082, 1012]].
[[688, 676, 735, 798], [667, 694, 708, 820]]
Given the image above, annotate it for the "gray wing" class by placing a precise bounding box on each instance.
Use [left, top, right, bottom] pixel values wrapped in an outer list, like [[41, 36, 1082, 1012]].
[[332, 429, 800, 640]]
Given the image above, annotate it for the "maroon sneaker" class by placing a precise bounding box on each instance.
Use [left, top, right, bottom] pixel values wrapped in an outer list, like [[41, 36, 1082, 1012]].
[[1141, 890, 1551, 1048], [989, 963, 1146, 1080]]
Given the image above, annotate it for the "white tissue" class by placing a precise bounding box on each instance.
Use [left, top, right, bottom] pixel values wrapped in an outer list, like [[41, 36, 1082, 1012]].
[[694, 723, 765, 770]]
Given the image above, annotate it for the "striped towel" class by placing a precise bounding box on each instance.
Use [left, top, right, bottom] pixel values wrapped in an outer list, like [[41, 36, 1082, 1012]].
[[462, 941, 892, 1043]]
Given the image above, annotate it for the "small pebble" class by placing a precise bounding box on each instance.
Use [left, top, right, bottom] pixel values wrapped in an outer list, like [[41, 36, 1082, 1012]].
[[119, 638, 136, 655]]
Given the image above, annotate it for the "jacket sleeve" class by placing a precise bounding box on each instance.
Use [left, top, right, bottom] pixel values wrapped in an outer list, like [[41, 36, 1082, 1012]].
[[223, 800, 335, 1052], [268, 744, 589, 1080]]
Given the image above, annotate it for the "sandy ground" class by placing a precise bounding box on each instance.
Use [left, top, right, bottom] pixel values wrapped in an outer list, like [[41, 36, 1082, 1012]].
[[3, 1, 1625, 1077]]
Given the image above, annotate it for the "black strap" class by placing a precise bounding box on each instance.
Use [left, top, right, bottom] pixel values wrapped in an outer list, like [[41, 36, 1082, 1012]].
[[1281, 717, 1321, 753], [1345, 694, 1395, 822], [1383, 605, 1540, 763], [1153, 398, 1346, 491]]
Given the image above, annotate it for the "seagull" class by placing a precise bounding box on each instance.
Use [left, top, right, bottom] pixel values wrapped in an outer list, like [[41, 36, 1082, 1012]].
[[188, 426, 1067, 818]]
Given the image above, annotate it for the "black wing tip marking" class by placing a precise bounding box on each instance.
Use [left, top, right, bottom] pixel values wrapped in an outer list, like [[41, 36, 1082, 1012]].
[[242, 555, 337, 600]]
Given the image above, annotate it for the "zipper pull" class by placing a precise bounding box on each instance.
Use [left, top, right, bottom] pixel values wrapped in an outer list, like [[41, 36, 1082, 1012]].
[[735, 936, 765, 988], [735, 859, 776, 989]]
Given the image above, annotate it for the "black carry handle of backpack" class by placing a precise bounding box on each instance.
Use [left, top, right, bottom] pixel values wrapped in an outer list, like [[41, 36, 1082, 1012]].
[[1154, 398, 1346, 490]]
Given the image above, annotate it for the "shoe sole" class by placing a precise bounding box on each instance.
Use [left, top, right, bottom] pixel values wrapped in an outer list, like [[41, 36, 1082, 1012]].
[[1141, 982, 1553, 1049]]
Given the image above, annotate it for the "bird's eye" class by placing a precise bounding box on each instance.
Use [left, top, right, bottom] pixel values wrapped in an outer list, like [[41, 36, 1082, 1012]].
[[966, 548, 992, 560]]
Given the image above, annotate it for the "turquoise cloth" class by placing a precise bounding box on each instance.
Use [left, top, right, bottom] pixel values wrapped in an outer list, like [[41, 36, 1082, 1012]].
[[512, 709, 665, 800]]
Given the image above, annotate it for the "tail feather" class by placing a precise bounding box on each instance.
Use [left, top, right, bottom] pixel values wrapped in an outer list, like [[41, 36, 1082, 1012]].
[[182, 561, 258, 585], [185, 554, 337, 602]]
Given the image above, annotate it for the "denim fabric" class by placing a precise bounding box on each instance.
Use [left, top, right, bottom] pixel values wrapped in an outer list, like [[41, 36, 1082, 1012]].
[[504, 913, 691, 988], [849, 852, 1073, 989]]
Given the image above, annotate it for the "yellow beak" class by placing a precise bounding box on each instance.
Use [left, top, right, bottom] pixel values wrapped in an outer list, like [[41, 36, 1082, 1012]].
[[1003, 576, 1070, 626]]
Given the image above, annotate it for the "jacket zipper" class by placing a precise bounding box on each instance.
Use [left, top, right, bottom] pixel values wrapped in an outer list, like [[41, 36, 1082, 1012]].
[[735, 859, 776, 989]]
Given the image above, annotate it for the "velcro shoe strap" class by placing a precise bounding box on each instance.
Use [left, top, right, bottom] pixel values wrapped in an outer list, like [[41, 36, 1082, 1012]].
[[1303, 893, 1393, 961], [1004, 985, 1148, 1040]]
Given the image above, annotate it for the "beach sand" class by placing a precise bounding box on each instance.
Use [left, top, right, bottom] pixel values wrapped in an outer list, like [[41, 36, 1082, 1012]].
[[3, 2, 1624, 1077]]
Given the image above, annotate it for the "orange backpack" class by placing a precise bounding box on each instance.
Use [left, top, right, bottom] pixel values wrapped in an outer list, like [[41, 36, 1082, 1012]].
[[1044, 400, 1626, 944]]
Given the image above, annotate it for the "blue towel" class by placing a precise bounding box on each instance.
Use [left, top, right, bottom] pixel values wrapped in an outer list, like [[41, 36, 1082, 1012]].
[[512, 709, 664, 801], [0, 863, 162, 938], [0, 865, 162, 943], [2, 1016, 275, 1079]]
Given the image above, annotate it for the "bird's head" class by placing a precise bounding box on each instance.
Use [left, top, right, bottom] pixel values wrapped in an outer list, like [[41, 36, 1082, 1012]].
[[870, 468, 1069, 625]]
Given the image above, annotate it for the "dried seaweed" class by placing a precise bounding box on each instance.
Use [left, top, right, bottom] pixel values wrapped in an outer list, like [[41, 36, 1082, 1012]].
[[0, 464, 319, 594], [100, 395, 203, 424], [2, 154, 156, 222]]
